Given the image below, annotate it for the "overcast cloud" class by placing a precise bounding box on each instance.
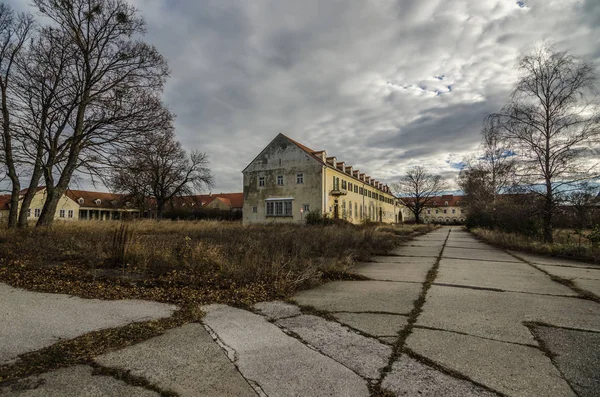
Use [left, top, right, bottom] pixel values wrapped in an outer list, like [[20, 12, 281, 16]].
[[7, 0, 600, 192]]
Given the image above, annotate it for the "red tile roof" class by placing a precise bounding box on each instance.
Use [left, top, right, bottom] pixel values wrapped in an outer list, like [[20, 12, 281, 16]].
[[281, 134, 392, 196], [65, 189, 135, 209], [171, 193, 244, 209]]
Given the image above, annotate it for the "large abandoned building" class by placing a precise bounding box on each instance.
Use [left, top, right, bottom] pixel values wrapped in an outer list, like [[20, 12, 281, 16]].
[[242, 134, 403, 225]]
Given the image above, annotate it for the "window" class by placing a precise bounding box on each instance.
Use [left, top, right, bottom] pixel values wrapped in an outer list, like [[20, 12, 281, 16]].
[[59, 209, 65, 218], [436, 209, 439, 214], [258, 176, 265, 187], [296, 173, 304, 184], [444, 209, 448, 214], [77, 198, 84, 205], [445, 201, 449, 206], [333, 176, 340, 190], [359, 187, 364, 195], [354, 203, 358, 218], [368, 191, 372, 198], [277, 175, 284, 185], [303, 204, 310, 212], [354, 185, 358, 193], [252, 206, 258, 213], [452, 209, 456, 214], [348, 182, 352, 191], [360, 205, 363, 219], [68, 210, 74, 218], [348, 201, 352, 218], [26, 209, 31, 218], [34, 208, 41, 217], [427, 209, 431, 214], [342, 180, 347, 190], [266, 199, 293, 217]]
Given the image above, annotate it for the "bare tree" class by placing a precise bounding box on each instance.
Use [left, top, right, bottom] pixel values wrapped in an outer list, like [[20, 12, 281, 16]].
[[110, 129, 214, 219], [12, 26, 77, 227], [0, 4, 34, 227], [459, 118, 516, 215], [491, 44, 600, 243], [393, 166, 447, 224], [31, 0, 170, 226]]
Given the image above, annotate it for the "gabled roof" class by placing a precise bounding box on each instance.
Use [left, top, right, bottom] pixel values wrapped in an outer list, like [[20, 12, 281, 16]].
[[280, 134, 393, 196], [65, 189, 133, 209], [171, 193, 244, 209]]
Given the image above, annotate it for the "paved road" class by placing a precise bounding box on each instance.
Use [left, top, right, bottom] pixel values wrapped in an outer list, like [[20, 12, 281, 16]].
[[2, 227, 599, 396]]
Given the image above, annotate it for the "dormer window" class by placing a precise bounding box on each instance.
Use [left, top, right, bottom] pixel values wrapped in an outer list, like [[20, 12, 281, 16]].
[[433, 201, 437, 206], [77, 198, 84, 205], [111, 200, 118, 206], [125, 201, 132, 207], [445, 201, 449, 206], [94, 199, 101, 205]]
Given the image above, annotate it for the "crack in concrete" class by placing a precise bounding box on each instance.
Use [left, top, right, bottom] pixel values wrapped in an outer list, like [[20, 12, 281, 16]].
[[201, 323, 265, 397], [442, 256, 522, 264], [273, 324, 372, 382], [400, 349, 506, 397], [431, 282, 586, 299], [370, 228, 452, 396], [202, 324, 237, 362], [507, 252, 600, 303], [89, 363, 179, 397], [524, 323, 580, 397], [412, 325, 538, 348]]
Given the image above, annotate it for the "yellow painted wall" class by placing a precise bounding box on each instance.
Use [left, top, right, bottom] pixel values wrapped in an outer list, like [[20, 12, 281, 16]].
[[323, 167, 400, 224], [26, 189, 80, 221]]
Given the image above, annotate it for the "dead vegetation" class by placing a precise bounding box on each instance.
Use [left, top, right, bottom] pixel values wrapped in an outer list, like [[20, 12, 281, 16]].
[[0, 221, 436, 307]]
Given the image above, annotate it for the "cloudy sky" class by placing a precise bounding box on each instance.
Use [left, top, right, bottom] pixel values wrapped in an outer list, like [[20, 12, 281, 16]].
[[8, 0, 600, 192]]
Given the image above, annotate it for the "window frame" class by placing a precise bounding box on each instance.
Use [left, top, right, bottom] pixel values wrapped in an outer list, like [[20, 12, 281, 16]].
[[296, 173, 304, 184], [266, 199, 293, 217], [59, 209, 65, 218], [258, 176, 265, 187], [276, 175, 284, 186]]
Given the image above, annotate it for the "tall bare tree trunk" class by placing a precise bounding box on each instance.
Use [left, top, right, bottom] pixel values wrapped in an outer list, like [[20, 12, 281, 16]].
[[1, 85, 19, 227]]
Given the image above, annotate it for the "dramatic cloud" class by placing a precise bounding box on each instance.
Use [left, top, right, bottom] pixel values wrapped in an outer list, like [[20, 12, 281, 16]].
[[7, 0, 600, 191]]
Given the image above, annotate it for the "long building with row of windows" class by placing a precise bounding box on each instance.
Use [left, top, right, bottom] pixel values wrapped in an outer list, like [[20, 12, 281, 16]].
[[242, 134, 403, 224], [400, 194, 466, 224]]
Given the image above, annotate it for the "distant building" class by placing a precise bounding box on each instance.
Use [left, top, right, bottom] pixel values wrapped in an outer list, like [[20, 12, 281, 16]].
[[402, 194, 466, 224], [0, 187, 139, 222], [168, 193, 244, 213], [242, 133, 402, 224]]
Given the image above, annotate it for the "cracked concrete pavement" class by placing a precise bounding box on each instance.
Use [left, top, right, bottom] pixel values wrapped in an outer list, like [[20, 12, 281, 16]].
[[2, 226, 599, 396]]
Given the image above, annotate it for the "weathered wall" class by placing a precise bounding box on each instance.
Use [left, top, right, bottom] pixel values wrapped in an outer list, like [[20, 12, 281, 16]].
[[243, 135, 324, 224]]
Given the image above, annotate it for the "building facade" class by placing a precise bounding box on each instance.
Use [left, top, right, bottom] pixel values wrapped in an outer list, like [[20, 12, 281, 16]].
[[243, 134, 402, 224], [401, 194, 466, 224], [0, 188, 139, 223]]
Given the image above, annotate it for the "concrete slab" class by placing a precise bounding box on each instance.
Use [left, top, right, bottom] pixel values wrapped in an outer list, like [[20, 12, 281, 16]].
[[253, 301, 301, 320], [407, 328, 575, 397], [201, 304, 369, 397], [371, 256, 436, 264], [445, 242, 495, 250], [575, 279, 600, 297], [404, 240, 447, 247], [333, 312, 408, 337], [351, 261, 431, 283], [95, 323, 256, 397], [389, 246, 440, 257], [0, 365, 158, 397], [436, 259, 577, 296], [443, 247, 519, 262], [537, 265, 600, 280], [0, 283, 176, 365], [379, 336, 397, 345], [417, 285, 600, 345], [277, 315, 391, 379], [381, 355, 498, 397], [533, 325, 600, 397], [291, 281, 422, 314], [509, 252, 599, 268]]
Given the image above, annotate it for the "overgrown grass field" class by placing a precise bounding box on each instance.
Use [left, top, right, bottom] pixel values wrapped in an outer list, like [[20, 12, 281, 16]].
[[471, 227, 600, 264], [0, 221, 435, 306]]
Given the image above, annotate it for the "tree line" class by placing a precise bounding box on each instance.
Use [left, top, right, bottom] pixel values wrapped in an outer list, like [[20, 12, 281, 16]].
[[394, 45, 599, 244], [460, 45, 600, 243], [0, 0, 212, 228]]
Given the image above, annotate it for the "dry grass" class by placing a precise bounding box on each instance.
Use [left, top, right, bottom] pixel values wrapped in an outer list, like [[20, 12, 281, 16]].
[[470, 228, 600, 264], [0, 220, 436, 306]]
